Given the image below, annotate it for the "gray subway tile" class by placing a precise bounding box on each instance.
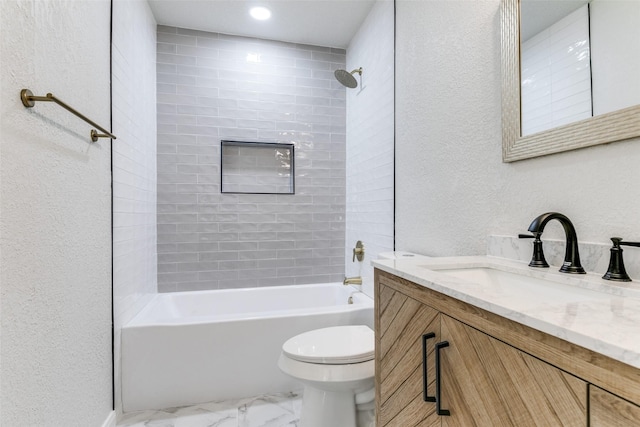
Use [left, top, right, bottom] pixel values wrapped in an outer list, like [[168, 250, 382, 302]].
[[157, 53, 197, 66], [238, 268, 278, 279], [198, 232, 238, 242], [175, 204, 203, 213], [258, 258, 296, 269], [158, 134, 198, 145], [158, 263, 177, 273], [176, 184, 218, 193], [176, 242, 219, 253], [199, 270, 238, 281], [258, 241, 295, 250], [238, 250, 276, 260], [218, 279, 259, 289], [158, 271, 198, 284], [219, 241, 258, 251], [177, 261, 219, 272], [158, 252, 199, 263], [258, 276, 295, 287], [219, 223, 258, 232], [199, 251, 239, 261], [238, 232, 278, 241], [158, 283, 178, 293], [174, 281, 219, 292], [156, 26, 346, 290], [157, 213, 198, 224], [157, 63, 177, 74], [277, 266, 313, 277], [157, 25, 177, 34], [157, 32, 197, 46]]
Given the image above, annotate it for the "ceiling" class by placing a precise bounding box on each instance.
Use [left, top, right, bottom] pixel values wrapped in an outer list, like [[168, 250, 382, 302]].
[[147, 0, 378, 49]]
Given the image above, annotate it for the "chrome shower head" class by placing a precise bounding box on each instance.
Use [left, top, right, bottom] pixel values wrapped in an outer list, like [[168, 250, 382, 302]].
[[334, 67, 363, 88]]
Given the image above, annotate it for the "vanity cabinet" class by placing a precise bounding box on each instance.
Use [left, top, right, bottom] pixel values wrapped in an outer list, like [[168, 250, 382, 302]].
[[438, 315, 585, 426], [377, 282, 440, 426], [590, 386, 640, 426], [375, 269, 640, 427]]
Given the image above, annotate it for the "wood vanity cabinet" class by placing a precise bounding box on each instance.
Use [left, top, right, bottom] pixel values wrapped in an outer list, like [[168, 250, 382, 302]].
[[375, 269, 640, 427], [377, 281, 441, 426], [590, 386, 640, 426]]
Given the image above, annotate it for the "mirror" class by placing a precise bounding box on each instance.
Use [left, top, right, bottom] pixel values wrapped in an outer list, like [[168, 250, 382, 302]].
[[501, 0, 640, 162]]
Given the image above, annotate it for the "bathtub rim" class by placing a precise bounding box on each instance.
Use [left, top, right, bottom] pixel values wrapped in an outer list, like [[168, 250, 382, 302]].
[[125, 282, 372, 328]]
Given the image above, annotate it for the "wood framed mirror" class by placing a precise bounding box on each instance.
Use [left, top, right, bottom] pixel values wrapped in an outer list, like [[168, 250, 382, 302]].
[[501, 0, 640, 162]]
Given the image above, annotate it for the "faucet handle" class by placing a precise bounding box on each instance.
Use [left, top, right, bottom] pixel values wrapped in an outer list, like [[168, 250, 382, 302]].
[[352, 240, 365, 262], [603, 237, 640, 281], [619, 238, 640, 248], [519, 233, 549, 268]]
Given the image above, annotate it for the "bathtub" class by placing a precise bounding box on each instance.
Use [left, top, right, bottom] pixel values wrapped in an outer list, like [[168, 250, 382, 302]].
[[121, 283, 373, 412]]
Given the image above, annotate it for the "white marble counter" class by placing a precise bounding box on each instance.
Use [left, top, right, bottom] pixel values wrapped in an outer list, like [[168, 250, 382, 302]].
[[372, 255, 640, 370]]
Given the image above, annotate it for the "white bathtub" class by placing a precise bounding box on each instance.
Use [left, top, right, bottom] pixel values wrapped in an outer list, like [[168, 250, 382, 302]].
[[121, 283, 373, 412]]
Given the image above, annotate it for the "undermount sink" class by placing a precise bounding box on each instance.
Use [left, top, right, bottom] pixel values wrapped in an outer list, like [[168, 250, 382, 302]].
[[404, 257, 640, 302], [428, 265, 600, 299], [433, 266, 550, 288]]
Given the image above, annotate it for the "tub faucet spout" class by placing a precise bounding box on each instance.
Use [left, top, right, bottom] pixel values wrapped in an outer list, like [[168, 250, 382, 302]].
[[343, 276, 362, 286], [527, 212, 585, 274]]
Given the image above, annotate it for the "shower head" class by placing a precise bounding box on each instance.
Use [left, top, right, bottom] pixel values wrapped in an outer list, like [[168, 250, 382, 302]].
[[334, 67, 363, 88]]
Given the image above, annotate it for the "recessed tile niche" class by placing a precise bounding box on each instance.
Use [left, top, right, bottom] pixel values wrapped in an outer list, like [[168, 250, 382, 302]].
[[221, 140, 295, 195]]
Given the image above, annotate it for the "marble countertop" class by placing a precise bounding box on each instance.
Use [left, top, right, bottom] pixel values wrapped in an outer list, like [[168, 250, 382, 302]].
[[372, 255, 640, 369]]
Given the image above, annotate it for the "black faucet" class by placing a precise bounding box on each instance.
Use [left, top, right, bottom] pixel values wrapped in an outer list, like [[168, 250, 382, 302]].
[[527, 212, 585, 274]]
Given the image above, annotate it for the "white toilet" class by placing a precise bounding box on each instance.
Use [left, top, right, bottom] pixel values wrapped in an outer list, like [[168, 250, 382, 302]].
[[278, 325, 375, 427]]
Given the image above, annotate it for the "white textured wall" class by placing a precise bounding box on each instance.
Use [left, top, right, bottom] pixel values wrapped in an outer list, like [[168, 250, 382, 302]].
[[345, 0, 395, 298], [0, 1, 113, 426], [112, 0, 157, 416], [396, 0, 640, 259]]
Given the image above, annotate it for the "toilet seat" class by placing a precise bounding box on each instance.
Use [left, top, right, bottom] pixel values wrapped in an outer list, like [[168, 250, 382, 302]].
[[278, 354, 375, 384], [282, 325, 374, 364]]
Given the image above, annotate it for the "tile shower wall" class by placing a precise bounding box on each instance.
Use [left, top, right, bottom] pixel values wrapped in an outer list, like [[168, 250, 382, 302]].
[[156, 26, 347, 292], [112, 0, 157, 414], [345, 0, 395, 298]]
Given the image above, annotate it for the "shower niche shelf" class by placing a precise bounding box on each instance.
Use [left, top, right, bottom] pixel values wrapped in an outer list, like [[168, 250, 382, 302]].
[[221, 140, 295, 195]]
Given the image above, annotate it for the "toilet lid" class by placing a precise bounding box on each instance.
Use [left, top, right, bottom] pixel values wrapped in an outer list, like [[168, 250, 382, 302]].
[[282, 325, 374, 364]]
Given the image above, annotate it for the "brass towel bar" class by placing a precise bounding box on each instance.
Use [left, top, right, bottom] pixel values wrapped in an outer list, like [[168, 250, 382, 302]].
[[20, 89, 116, 142]]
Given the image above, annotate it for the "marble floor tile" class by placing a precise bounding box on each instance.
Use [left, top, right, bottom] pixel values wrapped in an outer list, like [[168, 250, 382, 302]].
[[238, 392, 300, 427], [117, 392, 301, 427]]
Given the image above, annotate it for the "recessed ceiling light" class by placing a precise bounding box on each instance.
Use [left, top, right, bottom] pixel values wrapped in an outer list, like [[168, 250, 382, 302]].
[[250, 6, 271, 21]]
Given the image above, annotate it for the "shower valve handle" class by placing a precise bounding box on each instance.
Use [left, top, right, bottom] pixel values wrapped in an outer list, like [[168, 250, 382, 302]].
[[353, 241, 365, 262]]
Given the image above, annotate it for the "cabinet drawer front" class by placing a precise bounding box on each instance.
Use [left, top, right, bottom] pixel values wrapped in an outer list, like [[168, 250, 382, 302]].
[[376, 281, 440, 427], [590, 385, 640, 426], [440, 315, 586, 426]]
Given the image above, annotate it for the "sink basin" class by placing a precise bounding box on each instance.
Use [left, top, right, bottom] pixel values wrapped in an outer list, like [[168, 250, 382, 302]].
[[434, 267, 549, 288], [430, 265, 598, 300], [402, 257, 640, 302]]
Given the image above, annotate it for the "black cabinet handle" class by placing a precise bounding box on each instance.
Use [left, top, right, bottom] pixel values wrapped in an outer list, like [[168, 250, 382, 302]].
[[435, 341, 451, 416], [422, 333, 436, 402]]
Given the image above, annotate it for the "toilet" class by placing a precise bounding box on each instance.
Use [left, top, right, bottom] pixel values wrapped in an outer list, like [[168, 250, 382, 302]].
[[278, 325, 375, 427]]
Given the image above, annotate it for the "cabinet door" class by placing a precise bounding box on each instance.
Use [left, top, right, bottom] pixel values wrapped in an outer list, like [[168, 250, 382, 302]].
[[376, 282, 441, 427], [590, 385, 640, 426], [439, 315, 587, 427]]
